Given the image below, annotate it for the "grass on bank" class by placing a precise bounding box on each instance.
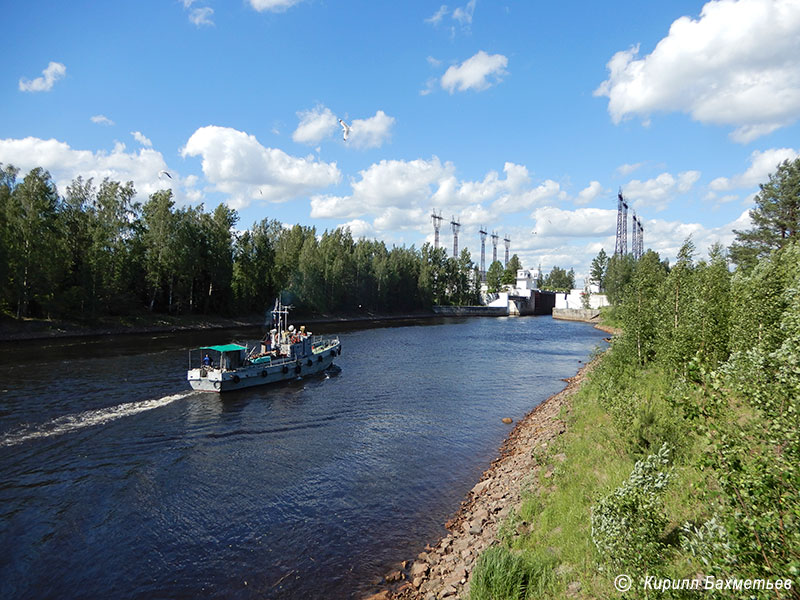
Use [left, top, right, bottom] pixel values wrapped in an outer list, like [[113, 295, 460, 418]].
[[469, 353, 726, 600]]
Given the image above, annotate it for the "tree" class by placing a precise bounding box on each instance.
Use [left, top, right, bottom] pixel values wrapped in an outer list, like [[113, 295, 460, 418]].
[[730, 157, 800, 269], [693, 243, 731, 368], [542, 266, 575, 291], [485, 260, 505, 293], [0, 164, 20, 313], [619, 250, 667, 365], [141, 190, 177, 311], [656, 238, 699, 374], [501, 254, 522, 285], [604, 253, 635, 305], [5, 168, 67, 317], [590, 248, 609, 290]]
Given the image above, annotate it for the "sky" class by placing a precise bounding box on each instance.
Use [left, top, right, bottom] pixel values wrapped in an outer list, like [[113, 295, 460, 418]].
[[2, 0, 800, 286]]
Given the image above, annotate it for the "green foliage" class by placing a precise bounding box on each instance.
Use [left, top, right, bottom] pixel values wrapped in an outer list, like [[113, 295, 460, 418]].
[[542, 265, 575, 292], [591, 443, 673, 573], [730, 157, 800, 270], [501, 253, 522, 285], [0, 164, 483, 320], [4, 167, 68, 318], [590, 248, 609, 290], [619, 249, 668, 365], [713, 242, 800, 580], [604, 252, 635, 305], [470, 546, 556, 600], [485, 259, 505, 293]]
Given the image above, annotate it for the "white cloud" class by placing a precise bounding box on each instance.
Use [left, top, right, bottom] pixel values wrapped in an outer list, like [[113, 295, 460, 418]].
[[352, 157, 454, 208], [293, 106, 394, 149], [617, 162, 643, 175], [425, 1, 476, 31], [435, 162, 529, 208], [441, 51, 508, 93], [338, 219, 375, 239], [293, 105, 338, 145], [348, 110, 395, 149], [452, 0, 476, 25], [709, 147, 800, 190], [311, 157, 455, 221], [189, 7, 214, 26], [0, 136, 177, 201], [91, 115, 114, 126], [374, 207, 429, 231], [491, 179, 564, 213], [595, 0, 800, 142], [425, 5, 449, 25], [249, 0, 303, 12], [181, 125, 340, 208], [19, 61, 66, 93], [131, 131, 153, 147], [531, 206, 617, 238], [575, 181, 605, 205], [624, 170, 700, 211]]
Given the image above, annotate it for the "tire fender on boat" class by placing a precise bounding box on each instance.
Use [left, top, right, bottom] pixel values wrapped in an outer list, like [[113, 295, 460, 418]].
[[261, 370, 268, 378], [232, 375, 240, 384], [213, 381, 220, 390], [282, 365, 289, 374], [317, 355, 323, 362], [307, 359, 313, 367], [295, 364, 302, 374]]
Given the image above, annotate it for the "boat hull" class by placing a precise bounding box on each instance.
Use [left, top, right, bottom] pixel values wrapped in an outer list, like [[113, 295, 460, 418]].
[[188, 342, 341, 393]]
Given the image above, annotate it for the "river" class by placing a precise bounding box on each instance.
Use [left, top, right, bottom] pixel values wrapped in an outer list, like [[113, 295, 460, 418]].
[[0, 315, 607, 599]]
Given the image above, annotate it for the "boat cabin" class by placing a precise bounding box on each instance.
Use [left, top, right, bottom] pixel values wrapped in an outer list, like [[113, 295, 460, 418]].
[[197, 344, 247, 371]]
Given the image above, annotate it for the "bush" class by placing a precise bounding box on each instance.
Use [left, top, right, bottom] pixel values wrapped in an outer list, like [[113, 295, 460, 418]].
[[591, 443, 673, 572]]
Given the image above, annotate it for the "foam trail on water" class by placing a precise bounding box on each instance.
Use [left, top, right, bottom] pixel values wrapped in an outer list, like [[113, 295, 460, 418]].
[[1, 392, 192, 447]]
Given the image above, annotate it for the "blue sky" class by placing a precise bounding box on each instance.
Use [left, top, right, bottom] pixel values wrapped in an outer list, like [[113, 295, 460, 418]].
[[2, 0, 800, 284]]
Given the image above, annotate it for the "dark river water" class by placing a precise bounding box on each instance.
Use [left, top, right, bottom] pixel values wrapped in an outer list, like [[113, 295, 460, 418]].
[[0, 315, 607, 599]]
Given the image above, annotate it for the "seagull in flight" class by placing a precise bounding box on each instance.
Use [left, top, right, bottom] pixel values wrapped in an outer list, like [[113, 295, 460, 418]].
[[159, 170, 172, 179], [338, 119, 351, 142]]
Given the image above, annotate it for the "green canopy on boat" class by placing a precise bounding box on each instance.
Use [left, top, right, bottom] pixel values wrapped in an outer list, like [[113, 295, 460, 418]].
[[200, 344, 246, 353]]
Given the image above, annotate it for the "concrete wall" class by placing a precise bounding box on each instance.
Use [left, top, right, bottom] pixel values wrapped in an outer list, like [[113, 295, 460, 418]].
[[552, 308, 601, 322], [432, 305, 508, 316], [554, 289, 609, 310]]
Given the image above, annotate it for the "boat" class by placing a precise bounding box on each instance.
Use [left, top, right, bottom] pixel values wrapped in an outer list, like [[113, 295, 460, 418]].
[[187, 299, 341, 392]]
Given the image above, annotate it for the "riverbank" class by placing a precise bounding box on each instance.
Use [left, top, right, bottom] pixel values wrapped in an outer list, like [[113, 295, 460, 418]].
[[367, 349, 602, 600], [0, 310, 441, 343]]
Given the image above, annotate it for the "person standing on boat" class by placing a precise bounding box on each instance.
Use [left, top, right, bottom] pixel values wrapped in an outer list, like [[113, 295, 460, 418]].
[[203, 353, 211, 367]]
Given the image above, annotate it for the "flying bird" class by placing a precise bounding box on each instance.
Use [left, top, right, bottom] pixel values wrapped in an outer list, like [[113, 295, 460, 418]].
[[159, 170, 172, 179], [338, 119, 351, 142]]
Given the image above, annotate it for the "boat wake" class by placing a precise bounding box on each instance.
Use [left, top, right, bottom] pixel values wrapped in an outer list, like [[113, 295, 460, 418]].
[[0, 392, 192, 447]]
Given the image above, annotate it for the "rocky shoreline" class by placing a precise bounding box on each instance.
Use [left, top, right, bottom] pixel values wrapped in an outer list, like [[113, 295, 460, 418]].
[[366, 322, 617, 600]]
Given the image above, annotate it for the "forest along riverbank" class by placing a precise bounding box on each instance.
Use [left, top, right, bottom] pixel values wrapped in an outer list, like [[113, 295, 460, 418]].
[[366, 321, 616, 600]]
